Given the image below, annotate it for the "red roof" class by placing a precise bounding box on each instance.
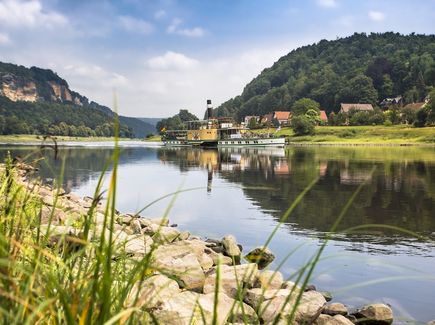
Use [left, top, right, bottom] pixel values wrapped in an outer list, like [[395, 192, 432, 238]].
[[320, 110, 327, 121], [274, 111, 291, 121]]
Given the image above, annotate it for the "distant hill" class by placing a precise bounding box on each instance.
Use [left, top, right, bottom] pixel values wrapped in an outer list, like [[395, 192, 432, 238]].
[[0, 61, 154, 137], [214, 32, 435, 121], [119, 116, 155, 137], [136, 117, 164, 127]]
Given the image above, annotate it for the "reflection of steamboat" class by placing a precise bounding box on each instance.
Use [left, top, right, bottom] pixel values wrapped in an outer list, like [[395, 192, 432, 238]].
[[162, 100, 286, 148]]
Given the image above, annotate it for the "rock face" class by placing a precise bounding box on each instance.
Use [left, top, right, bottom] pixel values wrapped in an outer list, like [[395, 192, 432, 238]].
[[353, 303, 393, 325], [0, 73, 38, 102], [244, 246, 275, 269]]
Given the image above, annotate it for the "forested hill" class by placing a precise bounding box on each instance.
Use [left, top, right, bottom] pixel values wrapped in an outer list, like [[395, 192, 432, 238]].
[[0, 62, 154, 137], [214, 32, 435, 121]]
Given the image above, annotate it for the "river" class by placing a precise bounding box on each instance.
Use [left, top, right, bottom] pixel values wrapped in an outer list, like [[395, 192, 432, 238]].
[[1, 143, 434, 323]]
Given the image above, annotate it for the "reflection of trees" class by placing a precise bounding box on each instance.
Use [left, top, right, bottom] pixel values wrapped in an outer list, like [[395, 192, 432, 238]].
[[157, 146, 435, 248]]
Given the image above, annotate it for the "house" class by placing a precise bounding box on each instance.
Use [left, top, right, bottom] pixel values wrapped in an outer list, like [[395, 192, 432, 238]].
[[319, 110, 328, 123], [260, 113, 274, 125], [244, 115, 260, 125], [340, 103, 374, 114], [380, 96, 403, 109], [403, 102, 426, 110], [273, 111, 291, 125]]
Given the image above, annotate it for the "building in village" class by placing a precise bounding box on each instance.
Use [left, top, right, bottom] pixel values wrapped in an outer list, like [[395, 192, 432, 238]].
[[340, 103, 374, 113], [273, 111, 291, 126], [380, 96, 403, 109], [319, 110, 328, 124]]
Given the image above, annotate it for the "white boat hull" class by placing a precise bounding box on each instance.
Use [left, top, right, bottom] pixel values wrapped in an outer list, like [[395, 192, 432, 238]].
[[218, 138, 285, 147]]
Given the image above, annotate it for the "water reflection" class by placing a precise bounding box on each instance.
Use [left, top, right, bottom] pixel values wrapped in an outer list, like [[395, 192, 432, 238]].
[[157, 146, 435, 246]]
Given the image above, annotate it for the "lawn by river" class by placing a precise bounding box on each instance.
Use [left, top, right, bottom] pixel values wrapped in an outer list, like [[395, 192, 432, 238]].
[[255, 125, 435, 145]]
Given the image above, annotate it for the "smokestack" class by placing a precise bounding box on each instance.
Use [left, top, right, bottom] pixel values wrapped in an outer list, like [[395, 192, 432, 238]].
[[207, 99, 213, 119]]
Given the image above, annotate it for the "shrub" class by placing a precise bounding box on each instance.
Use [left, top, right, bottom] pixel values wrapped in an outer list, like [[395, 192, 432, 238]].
[[291, 115, 315, 135]]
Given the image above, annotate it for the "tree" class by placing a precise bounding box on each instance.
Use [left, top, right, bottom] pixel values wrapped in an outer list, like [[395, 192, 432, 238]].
[[426, 89, 435, 125], [292, 98, 320, 116], [291, 115, 315, 135], [338, 74, 378, 105], [305, 109, 321, 125], [414, 108, 428, 127], [400, 107, 417, 125], [248, 117, 259, 129]]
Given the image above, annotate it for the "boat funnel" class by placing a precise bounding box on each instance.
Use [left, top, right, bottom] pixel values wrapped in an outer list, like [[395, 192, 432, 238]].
[[207, 99, 213, 119]]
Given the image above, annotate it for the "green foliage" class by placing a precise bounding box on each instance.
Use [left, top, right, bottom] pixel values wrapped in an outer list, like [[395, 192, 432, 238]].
[[291, 115, 315, 135], [426, 89, 435, 125], [292, 98, 320, 116], [0, 96, 133, 137], [214, 33, 435, 120], [156, 109, 198, 133]]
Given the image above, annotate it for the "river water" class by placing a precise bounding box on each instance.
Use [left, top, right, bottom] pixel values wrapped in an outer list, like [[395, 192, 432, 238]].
[[1, 143, 434, 323]]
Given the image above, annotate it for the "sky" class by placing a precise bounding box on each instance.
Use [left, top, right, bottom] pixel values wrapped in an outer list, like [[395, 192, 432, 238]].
[[0, 0, 434, 118]]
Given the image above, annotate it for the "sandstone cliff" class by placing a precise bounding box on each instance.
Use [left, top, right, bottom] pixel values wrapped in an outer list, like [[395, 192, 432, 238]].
[[0, 63, 89, 106]]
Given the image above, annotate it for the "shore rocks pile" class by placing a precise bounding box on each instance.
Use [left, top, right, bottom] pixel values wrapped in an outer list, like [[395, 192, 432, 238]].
[[14, 164, 399, 324]]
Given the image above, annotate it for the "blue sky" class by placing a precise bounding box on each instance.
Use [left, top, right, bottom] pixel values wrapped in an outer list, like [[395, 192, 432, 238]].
[[0, 0, 434, 117]]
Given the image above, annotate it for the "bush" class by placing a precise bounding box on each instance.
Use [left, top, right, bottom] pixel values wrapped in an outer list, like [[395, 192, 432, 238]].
[[291, 115, 315, 135]]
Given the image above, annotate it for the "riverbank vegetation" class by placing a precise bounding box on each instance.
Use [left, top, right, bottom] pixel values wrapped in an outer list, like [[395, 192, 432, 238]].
[[254, 125, 435, 144]]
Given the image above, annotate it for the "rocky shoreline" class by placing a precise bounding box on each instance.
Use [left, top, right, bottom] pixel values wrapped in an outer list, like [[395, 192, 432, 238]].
[[11, 163, 426, 325]]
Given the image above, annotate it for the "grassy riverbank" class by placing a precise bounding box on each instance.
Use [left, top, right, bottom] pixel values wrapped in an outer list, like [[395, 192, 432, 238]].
[[254, 125, 435, 145], [0, 134, 144, 143]]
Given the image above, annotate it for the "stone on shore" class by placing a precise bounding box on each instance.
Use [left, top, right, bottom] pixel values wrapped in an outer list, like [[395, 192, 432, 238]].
[[222, 235, 241, 259], [153, 291, 251, 325], [152, 252, 205, 291], [316, 314, 355, 325], [126, 274, 180, 309], [203, 263, 259, 298], [129, 219, 142, 234], [258, 270, 283, 289], [244, 246, 275, 269], [282, 280, 302, 292], [323, 303, 348, 316], [258, 289, 326, 324], [244, 288, 298, 308], [353, 303, 393, 325], [152, 226, 181, 243]]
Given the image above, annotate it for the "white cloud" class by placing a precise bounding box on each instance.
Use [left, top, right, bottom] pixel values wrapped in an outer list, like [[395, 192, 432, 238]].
[[119, 15, 153, 35], [0, 32, 11, 44], [63, 64, 128, 87], [167, 18, 205, 37], [154, 10, 166, 20], [316, 0, 338, 8], [0, 0, 67, 28], [147, 51, 199, 70], [368, 11, 385, 22]]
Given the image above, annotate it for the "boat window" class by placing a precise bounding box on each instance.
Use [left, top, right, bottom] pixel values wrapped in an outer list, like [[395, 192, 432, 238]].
[[245, 141, 249, 144]]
